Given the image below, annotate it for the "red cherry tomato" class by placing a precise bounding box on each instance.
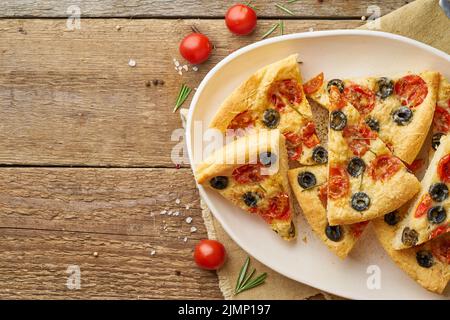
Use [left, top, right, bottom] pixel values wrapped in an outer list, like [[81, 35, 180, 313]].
[[368, 154, 401, 182], [284, 131, 303, 161], [342, 123, 377, 157], [258, 193, 291, 223], [227, 110, 255, 130], [394, 75, 428, 108], [301, 121, 320, 148], [225, 4, 257, 35], [414, 193, 433, 218], [343, 84, 376, 116], [328, 166, 350, 200], [232, 164, 265, 184], [194, 239, 227, 270], [268, 79, 303, 111], [434, 106, 450, 133], [318, 183, 328, 208], [303, 72, 324, 95], [179, 33, 212, 64], [350, 221, 369, 238], [438, 154, 450, 183]]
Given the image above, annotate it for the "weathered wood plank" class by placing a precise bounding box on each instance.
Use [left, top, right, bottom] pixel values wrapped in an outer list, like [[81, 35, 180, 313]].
[[0, 167, 222, 299], [1, 0, 410, 18], [0, 19, 362, 167]]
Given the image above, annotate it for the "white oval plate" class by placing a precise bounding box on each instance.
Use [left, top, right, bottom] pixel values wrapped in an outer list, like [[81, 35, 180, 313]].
[[186, 30, 450, 300]]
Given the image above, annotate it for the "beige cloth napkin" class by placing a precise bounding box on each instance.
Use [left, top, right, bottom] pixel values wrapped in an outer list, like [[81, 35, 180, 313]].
[[194, 0, 450, 300]]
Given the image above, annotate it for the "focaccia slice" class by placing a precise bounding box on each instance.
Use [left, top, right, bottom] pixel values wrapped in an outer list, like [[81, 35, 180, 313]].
[[373, 208, 449, 294], [304, 71, 439, 164], [327, 94, 420, 225], [393, 134, 450, 249], [209, 54, 326, 166], [430, 75, 450, 153], [288, 165, 368, 258], [195, 130, 296, 240]]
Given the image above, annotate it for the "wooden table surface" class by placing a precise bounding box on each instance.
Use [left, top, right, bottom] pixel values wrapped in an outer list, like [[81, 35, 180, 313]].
[[0, 0, 410, 299]]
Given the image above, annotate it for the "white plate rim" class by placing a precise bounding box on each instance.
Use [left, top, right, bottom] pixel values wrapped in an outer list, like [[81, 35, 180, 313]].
[[186, 30, 450, 299]]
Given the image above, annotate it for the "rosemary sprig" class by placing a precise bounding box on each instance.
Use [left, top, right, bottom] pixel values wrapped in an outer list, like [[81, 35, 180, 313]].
[[287, 104, 309, 118], [287, 0, 300, 3], [173, 84, 192, 113], [275, 3, 295, 16], [261, 23, 279, 39], [279, 19, 284, 35], [257, 183, 267, 193], [234, 257, 267, 295], [246, 0, 255, 9]]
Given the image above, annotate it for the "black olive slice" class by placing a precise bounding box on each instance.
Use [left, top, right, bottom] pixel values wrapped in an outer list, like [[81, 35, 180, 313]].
[[427, 206, 447, 224], [416, 250, 434, 268], [376, 77, 394, 99], [384, 210, 400, 226], [347, 157, 366, 177], [242, 192, 260, 207], [392, 106, 413, 125], [209, 176, 229, 190], [327, 79, 344, 93], [297, 171, 317, 189], [432, 132, 445, 150], [325, 224, 343, 242], [330, 110, 347, 131], [429, 183, 449, 202], [401, 227, 418, 246], [351, 192, 370, 211], [312, 146, 328, 164], [262, 108, 280, 129], [259, 151, 277, 167], [365, 117, 380, 132]]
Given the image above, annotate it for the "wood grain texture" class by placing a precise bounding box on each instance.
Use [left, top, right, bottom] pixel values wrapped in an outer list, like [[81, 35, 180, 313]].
[[0, 167, 223, 299], [1, 0, 411, 18], [0, 18, 362, 167]]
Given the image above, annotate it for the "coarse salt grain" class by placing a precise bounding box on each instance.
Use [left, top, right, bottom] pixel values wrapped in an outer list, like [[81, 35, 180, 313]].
[[183, 65, 188, 71], [160, 210, 167, 215], [175, 198, 181, 204], [175, 60, 180, 67], [192, 66, 198, 72], [178, 70, 183, 76], [167, 211, 172, 216], [183, 237, 188, 243], [361, 16, 367, 21], [128, 59, 136, 67], [150, 250, 156, 256], [190, 226, 197, 233], [185, 217, 193, 224], [185, 205, 190, 210], [173, 211, 180, 216]]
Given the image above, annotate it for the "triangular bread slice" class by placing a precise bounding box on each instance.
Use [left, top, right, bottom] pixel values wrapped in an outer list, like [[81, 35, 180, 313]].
[[195, 130, 296, 241], [209, 54, 325, 165], [304, 71, 439, 164], [393, 134, 450, 249], [327, 96, 421, 225], [288, 165, 368, 258], [373, 208, 449, 294], [430, 75, 450, 154]]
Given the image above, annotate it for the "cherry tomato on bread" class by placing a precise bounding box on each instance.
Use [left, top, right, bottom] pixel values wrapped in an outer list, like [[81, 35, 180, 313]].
[[194, 239, 227, 270]]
